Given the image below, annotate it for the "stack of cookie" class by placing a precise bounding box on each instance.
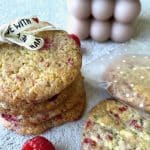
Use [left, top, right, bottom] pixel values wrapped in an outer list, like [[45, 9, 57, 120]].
[[0, 30, 86, 135]]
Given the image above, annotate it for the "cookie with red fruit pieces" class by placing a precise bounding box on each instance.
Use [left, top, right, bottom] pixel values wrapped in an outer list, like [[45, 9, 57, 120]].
[[0, 30, 82, 106], [0, 92, 65, 116], [103, 54, 150, 114], [82, 100, 150, 150], [0, 83, 86, 135], [0, 74, 83, 116], [22, 136, 55, 150], [0, 74, 85, 125]]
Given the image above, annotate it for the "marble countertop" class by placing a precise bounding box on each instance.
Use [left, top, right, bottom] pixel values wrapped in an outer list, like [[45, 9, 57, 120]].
[[0, 0, 150, 149]]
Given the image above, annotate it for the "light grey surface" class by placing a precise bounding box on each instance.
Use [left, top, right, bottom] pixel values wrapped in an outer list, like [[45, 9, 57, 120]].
[[0, 0, 150, 150]]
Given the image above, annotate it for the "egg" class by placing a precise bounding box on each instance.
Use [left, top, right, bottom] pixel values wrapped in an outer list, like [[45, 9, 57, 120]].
[[114, 0, 141, 23], [90, 20, 111, 42], [111, 22, 134, 42], [67, 0, 91, 19], [67, 16, 90, 40], [92, 0, 115, 21]]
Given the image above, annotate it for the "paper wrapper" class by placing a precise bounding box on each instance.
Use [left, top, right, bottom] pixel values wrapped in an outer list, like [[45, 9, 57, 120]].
[[82, 41, 150, 117]]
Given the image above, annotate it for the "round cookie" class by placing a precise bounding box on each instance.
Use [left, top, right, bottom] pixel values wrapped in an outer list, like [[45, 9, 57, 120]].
[[82, 100, 150, 150], [0, 74, 85, 125], [0, 30, 82, 104], [103, 55, 150, 114], [0, 94, 86, 135], [0, 74, 82, 116], [0, 94, 65, 116]]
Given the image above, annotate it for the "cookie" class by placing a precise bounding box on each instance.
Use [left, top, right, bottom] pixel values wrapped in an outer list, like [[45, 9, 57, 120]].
[[0, 93, 86, 135], [0, 74, 83, 116], [82, 100, 150, 150], [0, 74, 85, 125], [0, 94, 65, 116], [104, 54, 150, 114], [0, 30, 81, 105]]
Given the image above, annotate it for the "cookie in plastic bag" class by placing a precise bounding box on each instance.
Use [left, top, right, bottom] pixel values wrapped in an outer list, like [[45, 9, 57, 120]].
[[82, 47, 150, 115], [103, 54, 150, 114]]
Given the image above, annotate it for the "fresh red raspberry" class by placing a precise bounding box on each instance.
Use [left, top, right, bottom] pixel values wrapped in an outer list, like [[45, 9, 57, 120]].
[[22, 136, 55, 150], [68, 34, 81, 47]]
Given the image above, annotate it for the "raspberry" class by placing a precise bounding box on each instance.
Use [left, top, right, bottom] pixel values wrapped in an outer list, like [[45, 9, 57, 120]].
[[68, 34, 81, 47], [41, 38, 53, 50], [22, 136, 55, 150], [130, 119, 142, 130], [85, 120, 93, 129], [107, 134, 113, 141], [67, 58, 74, 66], [1, 114, 17, 122], [32, 17, 39, 23], [118, 106, 128, 112], [83, 138, 96, 147]]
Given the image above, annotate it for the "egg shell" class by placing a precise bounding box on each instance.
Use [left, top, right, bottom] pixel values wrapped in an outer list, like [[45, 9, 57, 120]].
[[111, 22, 134, 42], [114, 0, 141, 23], [90, 20, 111, 42], [67, 16, 90, 40], [92, 0, 115, 21], [67, 0, 91, 19]]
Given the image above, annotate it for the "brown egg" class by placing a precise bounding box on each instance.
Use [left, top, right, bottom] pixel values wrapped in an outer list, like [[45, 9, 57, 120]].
[[90, 20, 111, 42], [114, 0, 141, 23], [111, 22, 134, 42], [67, 16, 90, 40], [67, 0, 91, 19], [92, 0, 115, 21]]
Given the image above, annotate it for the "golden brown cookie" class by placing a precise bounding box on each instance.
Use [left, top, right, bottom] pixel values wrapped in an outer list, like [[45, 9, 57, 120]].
[[0, 30, 81, 105], [0, 94, 65, 116], [0, 93, 86, 135], [82, 100, 150, 150], [0, 74, 83, 116], [0, 74, 85, 125], [104, 54, 150, 114]]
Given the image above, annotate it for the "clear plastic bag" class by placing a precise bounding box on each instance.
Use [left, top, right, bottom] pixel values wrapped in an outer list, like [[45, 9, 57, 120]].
[[82, 40, 150, 116]]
